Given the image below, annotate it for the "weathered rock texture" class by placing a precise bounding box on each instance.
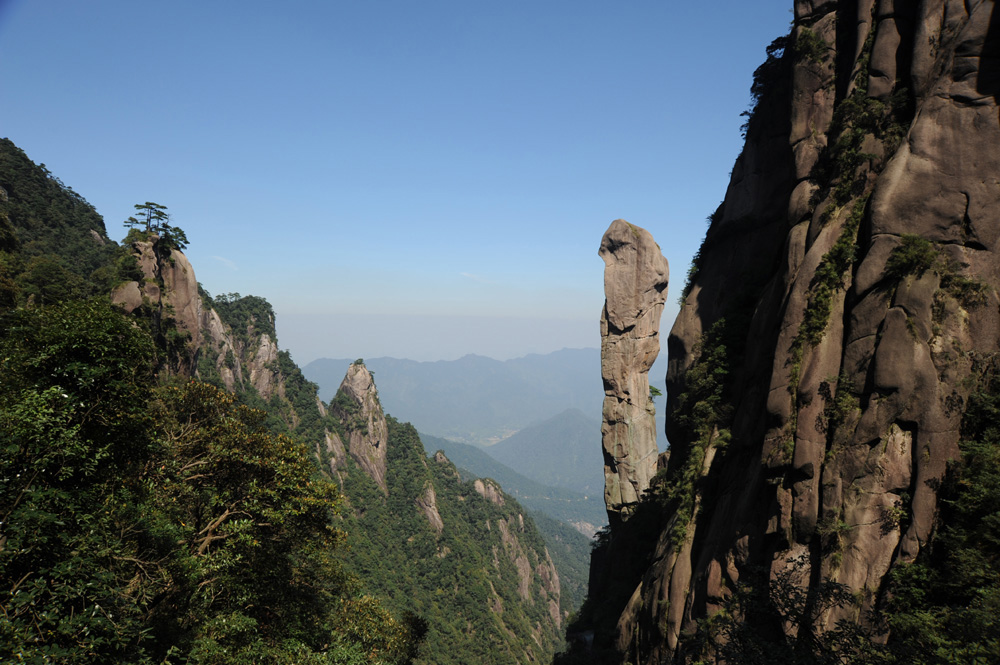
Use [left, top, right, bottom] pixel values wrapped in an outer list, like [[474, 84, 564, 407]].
[[416, 481, 444, 535], [330, 361, 390, 493], [599, 219, 669, 523], [581, 2, 1000, 663], [474, 477, 507, 506], [111, 236, 293, 414]]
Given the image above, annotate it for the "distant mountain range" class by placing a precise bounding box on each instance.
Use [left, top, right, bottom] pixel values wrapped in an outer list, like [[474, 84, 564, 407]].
[[303, 349, 668, 447], [303, 349, 605, 445], [419, 431, 606, 535], [485, 407, 605, 496]]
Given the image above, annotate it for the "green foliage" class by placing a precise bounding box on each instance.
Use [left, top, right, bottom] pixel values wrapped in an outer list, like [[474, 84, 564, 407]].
[[680, 246, 703, 305], [265, 349, 331, 445], [125, 202, 188, 252], [527, 511, 592, 614], [795, 26, 828, 64], [0, 299, 420, 663], [207, 290, 277, 346], [884, 235, 990, 309], [741, 34, 791, 136], [0, 139, 142, 302], [885, 235, 938, 281], [0, 211, 18, 310], [339, 417, 564, 665], [797, 196, 868, 351], [0, 300, 157, 662], [15, 253, 91, 305], [145, 382, 421, 664], [816, 373, 860, 444], [811, 25, 912, 205], [125, 201, 169, 232], [883, 364, 1000, 662], [650, 318, 734, 548], [0, 139, 109, 270]]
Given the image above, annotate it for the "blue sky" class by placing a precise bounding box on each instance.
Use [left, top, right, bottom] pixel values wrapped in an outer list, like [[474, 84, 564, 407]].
[[0, 0, 791, 364]]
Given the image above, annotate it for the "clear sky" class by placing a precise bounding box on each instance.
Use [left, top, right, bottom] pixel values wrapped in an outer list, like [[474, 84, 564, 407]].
[[0, 0, 791, 364]]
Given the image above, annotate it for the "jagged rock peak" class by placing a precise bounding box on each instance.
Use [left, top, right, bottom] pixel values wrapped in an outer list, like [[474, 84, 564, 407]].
[[599, 219, 668, 523], [331, 360, 390, 493], [112, 236, 203, 354]]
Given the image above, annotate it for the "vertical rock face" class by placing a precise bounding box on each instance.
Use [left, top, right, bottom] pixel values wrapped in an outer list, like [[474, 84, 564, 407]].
[[599, 219, 669, 523], [111, 236, 203, 352], [580, 2, 1000, 663], [110, 237, 285, 398], [416, 481, 444, 535], [331, 361, 390, 493]]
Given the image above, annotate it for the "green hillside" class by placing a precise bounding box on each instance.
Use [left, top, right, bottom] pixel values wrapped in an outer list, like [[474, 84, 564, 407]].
[[484, 408, 605, 495], [419, 432, 606, 530], [419, 432, 599, 617], [341, 419, 564, 665], [0, 140, 566, 664]]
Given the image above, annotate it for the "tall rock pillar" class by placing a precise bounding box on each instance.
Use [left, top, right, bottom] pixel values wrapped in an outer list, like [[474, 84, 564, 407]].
[[599, 219, 669, 523]]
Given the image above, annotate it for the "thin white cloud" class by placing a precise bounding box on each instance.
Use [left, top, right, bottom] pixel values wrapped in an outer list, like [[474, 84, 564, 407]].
[[212, 255, 239, 271], [460, 272, 496, 284]]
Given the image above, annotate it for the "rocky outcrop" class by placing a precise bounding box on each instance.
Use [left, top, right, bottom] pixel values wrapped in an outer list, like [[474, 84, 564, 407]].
[[111, 236, 203, 351], [322, 429, 349, 479], [473, 478, 506, 506], [330, 361, 390, 493], [110, 235, 287, 401], [199, 307, 243, 392], [495, 514, 562, 630], [579, 2, 1000, 663], [416, 482, 444, 535], [599, 219, 669, 523]]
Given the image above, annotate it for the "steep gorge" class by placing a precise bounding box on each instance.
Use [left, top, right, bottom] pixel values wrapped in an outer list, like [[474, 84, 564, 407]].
[[574, 1, 1000, 662]]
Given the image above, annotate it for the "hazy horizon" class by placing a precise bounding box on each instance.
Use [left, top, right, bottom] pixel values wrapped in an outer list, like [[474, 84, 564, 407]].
[[0, 0, 791, 364], [278, 310, 654, 365]]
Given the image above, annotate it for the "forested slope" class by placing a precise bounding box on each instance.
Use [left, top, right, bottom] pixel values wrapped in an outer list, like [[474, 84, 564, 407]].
[[0, 139, 569, 663]]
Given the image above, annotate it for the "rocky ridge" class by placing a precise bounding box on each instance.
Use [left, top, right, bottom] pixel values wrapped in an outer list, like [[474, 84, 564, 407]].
[[575, 1, 1000, 663], [0, 136, 574, 665]]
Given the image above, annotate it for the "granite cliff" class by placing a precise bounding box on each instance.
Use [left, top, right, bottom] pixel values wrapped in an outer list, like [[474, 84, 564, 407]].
[[328, 360, 391, 492], [599, 219, 669, 525], [571, 1, 1000, 662]]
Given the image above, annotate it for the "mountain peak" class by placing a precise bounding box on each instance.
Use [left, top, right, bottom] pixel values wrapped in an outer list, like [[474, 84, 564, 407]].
[[330, 361, 389, 493]]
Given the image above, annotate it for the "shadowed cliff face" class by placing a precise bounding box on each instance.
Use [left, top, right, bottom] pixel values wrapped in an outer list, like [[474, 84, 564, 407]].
[[580, 1, 1000, 662]]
